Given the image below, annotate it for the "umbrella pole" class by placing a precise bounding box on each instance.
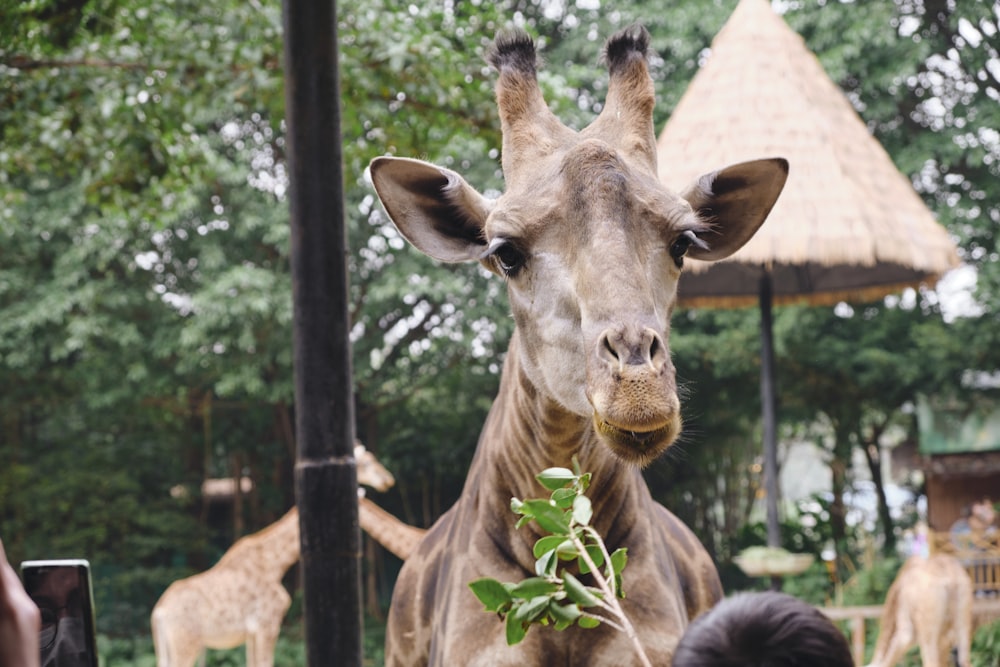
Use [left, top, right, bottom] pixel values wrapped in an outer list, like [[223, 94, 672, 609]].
[[759, 267, 782, 590]]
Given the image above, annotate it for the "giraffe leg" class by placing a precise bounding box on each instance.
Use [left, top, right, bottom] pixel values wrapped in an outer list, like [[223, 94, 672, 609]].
[[954, 602, 973, 667], [870, 621, 915, 667], [246, 626, 282, 667], [917, 631, 943, 667], [153, 628, 202, 667], [176, 640, 204, 667]]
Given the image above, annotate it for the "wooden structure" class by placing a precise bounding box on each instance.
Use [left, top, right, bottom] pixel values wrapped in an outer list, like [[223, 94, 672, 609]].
[[655, 0, 960, 555], [918, 395, 1000, 532], [916, 394, 1000, 596], [928, 531, 1000, 597]]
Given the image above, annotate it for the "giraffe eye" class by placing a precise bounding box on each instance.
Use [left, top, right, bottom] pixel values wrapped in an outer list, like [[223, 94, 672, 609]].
[[486, 238, 526, 277], [670, 230, 705, 265]]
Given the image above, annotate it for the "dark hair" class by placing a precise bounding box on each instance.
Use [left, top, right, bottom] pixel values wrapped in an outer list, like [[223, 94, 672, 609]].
[[672, 591, 853, 667]]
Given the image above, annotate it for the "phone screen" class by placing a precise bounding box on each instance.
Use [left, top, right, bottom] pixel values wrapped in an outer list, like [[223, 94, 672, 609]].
[[20, 560, 99, 667]]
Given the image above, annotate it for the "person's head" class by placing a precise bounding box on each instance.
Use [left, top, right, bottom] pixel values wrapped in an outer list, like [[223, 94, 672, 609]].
[[25, 567, 87, 667], [672, 591, 853, 667], [971, 498, 996, 527]]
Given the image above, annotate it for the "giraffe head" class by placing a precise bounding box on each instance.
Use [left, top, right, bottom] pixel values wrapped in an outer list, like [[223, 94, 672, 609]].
[[354, 442, 396, 492], [370, 26, 787, 466]]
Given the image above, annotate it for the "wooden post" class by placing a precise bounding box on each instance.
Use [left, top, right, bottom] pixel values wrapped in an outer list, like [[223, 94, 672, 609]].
[[850, 616, 865, 666], [281, 0, 362, 664]]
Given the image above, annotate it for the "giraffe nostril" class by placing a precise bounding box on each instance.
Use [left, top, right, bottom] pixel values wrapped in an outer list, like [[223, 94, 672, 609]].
[[648, 333, 661, 363], [598, 327, 667, 369]]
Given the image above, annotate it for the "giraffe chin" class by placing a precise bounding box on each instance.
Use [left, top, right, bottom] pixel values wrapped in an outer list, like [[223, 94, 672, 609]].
[[593, 414, 680, 467]]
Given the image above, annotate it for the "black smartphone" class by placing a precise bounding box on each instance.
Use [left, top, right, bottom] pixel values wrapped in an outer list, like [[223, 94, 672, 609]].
[[20, 559, 99, 667]]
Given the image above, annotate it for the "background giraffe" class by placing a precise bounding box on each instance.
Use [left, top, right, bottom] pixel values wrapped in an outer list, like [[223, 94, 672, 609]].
[[359, 495, 427, 561], [865, 554, 973, 667], [151, 444, 398, 667]]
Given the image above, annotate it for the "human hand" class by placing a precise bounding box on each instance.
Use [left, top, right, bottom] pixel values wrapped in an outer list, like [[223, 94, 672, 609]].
[[0, 537, 41, 667]]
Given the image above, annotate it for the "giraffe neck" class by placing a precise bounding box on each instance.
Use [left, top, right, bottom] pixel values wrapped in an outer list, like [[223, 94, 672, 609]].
[[465, 331, 649, 556], [218, 507, 300, 579], [358, 497, 425, 560]]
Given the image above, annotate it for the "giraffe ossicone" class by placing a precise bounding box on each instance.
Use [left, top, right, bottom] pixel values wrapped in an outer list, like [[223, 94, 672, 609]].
[[372, 25, 789, 666]]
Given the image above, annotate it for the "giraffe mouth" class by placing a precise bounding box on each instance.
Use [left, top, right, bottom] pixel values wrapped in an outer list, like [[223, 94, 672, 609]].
[[593, 415, 680, 466]]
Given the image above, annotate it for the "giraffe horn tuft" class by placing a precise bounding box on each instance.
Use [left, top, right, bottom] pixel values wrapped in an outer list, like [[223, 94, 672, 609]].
[[601, 24, 651, 75], [584, 24, 657, 172], [486, 28, 539, 74], [487, 29, 571, 188]]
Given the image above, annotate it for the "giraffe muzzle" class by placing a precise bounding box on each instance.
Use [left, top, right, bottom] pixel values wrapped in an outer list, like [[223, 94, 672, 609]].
[[587, 326, 682, 466], [592, 411, 681, 467]]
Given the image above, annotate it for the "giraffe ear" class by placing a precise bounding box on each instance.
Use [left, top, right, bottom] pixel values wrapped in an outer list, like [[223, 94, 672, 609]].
[[369, 157, 492, 263], [681, 158, 788, 261]]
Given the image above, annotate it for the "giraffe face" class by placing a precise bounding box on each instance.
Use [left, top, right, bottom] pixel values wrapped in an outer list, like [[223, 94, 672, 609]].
[[369, 28, 787, 466], [479, 139, 690, 465], [354, 444, 395, 492]]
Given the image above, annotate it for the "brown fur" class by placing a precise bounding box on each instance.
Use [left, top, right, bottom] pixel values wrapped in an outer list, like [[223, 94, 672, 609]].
[[865, 555, 973, 667]]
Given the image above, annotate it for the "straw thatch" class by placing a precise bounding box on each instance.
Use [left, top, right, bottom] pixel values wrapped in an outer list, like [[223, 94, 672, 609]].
[[657, 0, 960, 308]]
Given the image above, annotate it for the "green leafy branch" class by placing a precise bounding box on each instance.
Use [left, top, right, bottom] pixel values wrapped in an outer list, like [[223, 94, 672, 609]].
[[468, 459, 652, 667]]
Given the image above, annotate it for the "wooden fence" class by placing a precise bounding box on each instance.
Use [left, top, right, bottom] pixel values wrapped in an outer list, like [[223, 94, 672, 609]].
[[929, 530, 1000, 596]]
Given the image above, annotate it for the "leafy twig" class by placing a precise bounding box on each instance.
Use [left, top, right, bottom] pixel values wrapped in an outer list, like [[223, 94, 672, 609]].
[[468, 458, 652, 666]]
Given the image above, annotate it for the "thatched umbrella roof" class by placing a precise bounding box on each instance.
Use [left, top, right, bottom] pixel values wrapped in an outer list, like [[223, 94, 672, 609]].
[[657, 0, 960, 308], [655, 0, 961, 559]]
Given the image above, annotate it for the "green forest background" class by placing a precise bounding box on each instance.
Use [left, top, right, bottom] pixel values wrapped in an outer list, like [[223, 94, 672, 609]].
[[2, 0, 1000, 664]]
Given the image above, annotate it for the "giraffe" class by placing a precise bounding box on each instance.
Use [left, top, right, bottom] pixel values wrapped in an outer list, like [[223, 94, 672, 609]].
[[354, 444, 427, 559], [151, 443, 396, 667], [151, 507, 299, 667], [369, 25, 788, 666], [865, 554, 973, 667]]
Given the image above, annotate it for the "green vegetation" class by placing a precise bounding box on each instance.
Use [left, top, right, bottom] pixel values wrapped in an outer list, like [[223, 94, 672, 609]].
[[469, 463, 636, 656]]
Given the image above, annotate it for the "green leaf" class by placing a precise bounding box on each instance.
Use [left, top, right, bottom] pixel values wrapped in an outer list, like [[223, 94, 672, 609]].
[[548, 601, 582, 630], [469, 578, 513, 612], [615, 572, 625, 599], [610, 548, 628, 575], [506, 611, 528, 645], [514, 594, 551, 624], [510, 577, 559, 599], [578, 615, 601, 629], [510, 497, 524, 514], [521, 499, 571, 534], [551, 487, 577, 509], [535, 548, 557, 577], [572, 495, 593, 525], [536, 467, 576, 490], [578, 543, 604, 574], [533, 535, 567, 558], [562, 572, 600, 607], [556, 540, 579, 560]]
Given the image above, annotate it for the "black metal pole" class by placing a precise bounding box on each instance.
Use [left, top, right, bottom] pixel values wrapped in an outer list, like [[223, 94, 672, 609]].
[[759, 267, 782, 590], [281, 0, 362, 664]]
